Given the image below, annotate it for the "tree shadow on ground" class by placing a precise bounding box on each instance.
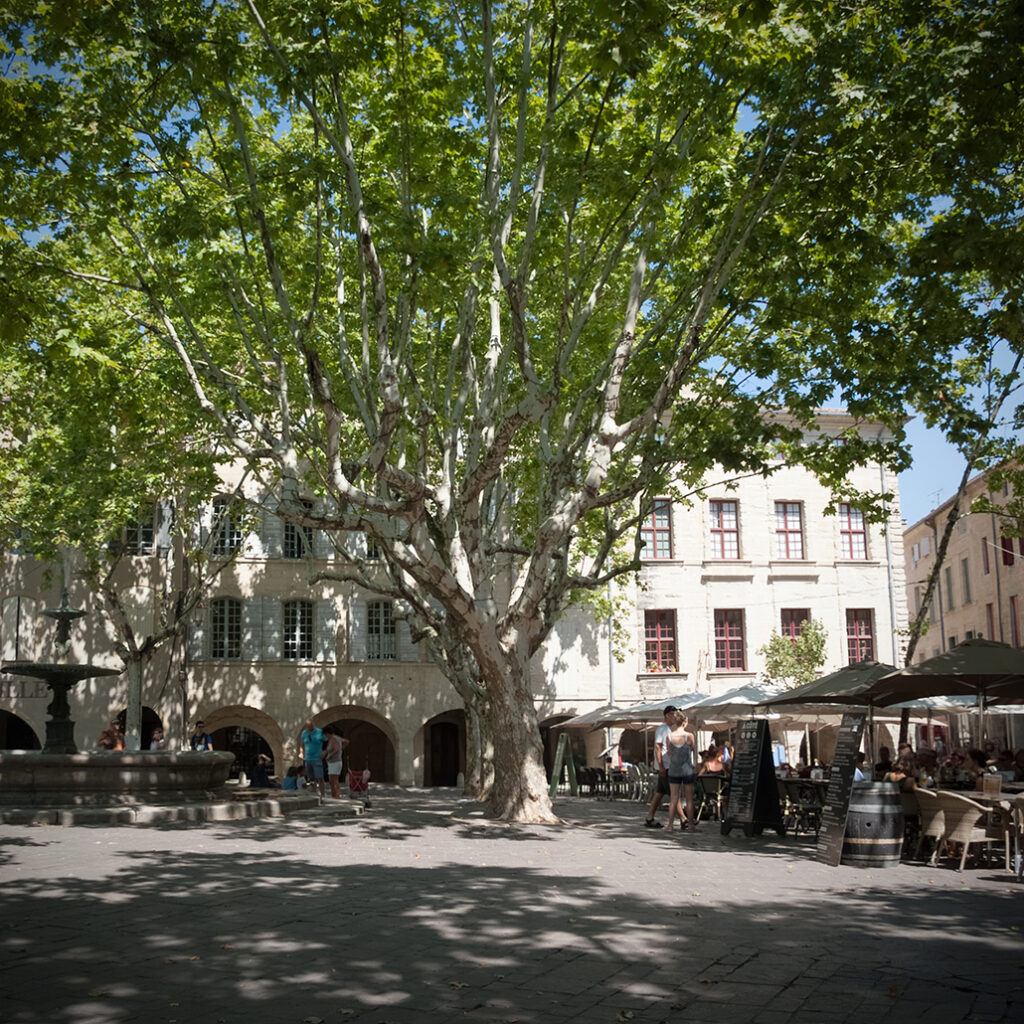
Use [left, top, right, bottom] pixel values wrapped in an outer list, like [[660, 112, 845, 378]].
[[1, 796, 1021, 1024]]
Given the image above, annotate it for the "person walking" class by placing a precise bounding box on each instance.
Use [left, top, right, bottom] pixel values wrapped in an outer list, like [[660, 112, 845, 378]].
[[644, 705, 677, 829], [323, 725, 349, 799], [300, 717, 326, 799], [665, 710, 697, 833]]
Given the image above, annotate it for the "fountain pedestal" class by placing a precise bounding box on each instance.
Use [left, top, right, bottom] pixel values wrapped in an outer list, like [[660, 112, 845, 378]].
[[1, 662, 121, 754]]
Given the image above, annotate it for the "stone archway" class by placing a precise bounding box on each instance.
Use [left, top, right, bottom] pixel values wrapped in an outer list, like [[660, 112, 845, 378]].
[[0, 709, 41, 750], [421, 709, 465, 787], [202, 705, 286, 778], [112, 706, 164, 751], [317, 705, 397, 784]]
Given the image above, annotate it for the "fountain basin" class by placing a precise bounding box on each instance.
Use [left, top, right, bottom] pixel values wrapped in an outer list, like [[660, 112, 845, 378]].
[[0, 750, 235, 806]]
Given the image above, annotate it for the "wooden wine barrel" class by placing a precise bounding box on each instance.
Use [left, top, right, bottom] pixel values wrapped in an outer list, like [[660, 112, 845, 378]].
[[841, 782, 904, 868]]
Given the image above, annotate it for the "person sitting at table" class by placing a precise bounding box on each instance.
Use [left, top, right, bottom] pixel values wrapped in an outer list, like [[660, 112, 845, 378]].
[[854, 752, 868, 782], [1014, 748, 1024, 782], [874, 746, 893, 780], [882, 754, 917, 791], [993, 749, 1014, 773], [965, 748, 988, 782], [698, 745, 726, 776]]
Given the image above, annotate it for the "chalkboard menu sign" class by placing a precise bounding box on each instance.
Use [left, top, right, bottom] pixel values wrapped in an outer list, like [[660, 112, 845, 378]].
[[721, 718, 785, 837], [816, 711, 867, 866]]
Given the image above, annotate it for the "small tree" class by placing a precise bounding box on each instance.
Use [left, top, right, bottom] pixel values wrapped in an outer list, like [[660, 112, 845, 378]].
[[758, 620, 828, 692]]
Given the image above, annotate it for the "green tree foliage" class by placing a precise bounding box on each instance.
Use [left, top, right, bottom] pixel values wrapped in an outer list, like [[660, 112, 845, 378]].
[[2, 0, 1020, 817], [757, 619, 828, 691]]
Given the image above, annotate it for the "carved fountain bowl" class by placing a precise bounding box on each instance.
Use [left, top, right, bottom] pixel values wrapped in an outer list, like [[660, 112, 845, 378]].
[[0, 750, 236, 807], [0, 662, 233, 806], [1, 662, 121, 684]]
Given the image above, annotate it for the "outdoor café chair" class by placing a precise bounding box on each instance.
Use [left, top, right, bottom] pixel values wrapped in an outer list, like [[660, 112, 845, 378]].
[[934, 791, 993, 872], [696, 775, 728, 822], [784, 779, 823, 835], [912, 788, 945, 864]]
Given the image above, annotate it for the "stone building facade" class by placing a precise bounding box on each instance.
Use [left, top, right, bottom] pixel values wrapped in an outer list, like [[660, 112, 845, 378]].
[[904, 467, 1024, 660], [1, 411, 907, 783]]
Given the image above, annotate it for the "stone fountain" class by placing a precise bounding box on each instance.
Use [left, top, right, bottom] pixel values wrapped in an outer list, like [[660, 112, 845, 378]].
[[2, 589, 120, 753], [0, 592, 239, 821]]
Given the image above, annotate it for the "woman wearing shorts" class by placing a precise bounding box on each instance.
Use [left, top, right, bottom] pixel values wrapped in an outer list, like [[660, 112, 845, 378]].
[[666, 710, 697, 833]]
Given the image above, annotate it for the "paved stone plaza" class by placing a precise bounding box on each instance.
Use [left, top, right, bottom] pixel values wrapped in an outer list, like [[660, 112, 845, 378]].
[[1, 788, 1021, 1024]]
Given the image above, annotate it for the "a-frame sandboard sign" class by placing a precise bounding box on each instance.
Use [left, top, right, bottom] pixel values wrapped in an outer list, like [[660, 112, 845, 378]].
[[721, 718, 785, 837], [549, 731, 579, 798]]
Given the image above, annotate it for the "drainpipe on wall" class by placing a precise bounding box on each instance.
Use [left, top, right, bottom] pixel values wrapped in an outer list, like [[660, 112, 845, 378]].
[[991, 512, 1005, 642], [878, 447, 899, 665]]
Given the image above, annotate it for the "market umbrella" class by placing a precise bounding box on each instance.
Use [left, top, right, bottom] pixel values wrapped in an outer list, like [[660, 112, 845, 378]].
[[762, 660, 897, 708], [862, 639, 1024, 707], [861, 639, 1024, 744], [763, 660, 981, 761], [560, 703, 625, 728], [684, 683, 786, 721], [596, 692, 706, 727]]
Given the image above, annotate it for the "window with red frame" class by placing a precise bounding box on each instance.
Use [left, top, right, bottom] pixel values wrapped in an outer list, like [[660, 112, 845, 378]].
[[838, 504, 868, 559], [846, 608, 874, 663], [709, 500, 740, 559], [1001, 535, 1015, 566], [1011, 596, 1022, 648], [986, 603, 996, 641], [644, 610, 677, 671], [640, 499, 673, 560], [714, 609, 745, 669], [774, 502, 804, 559], [982, 538, 990, 575], [781, 609, 810, 641]]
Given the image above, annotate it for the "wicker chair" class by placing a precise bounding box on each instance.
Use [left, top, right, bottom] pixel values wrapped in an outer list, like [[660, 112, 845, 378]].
[[912, 788, 945, 863], [934, 791, 992, 871]]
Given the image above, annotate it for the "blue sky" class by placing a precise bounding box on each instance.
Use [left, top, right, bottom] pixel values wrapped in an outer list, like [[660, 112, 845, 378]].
[[898, 419, 969, 528]]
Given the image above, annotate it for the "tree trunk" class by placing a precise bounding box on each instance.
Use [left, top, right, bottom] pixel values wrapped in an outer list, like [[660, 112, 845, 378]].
[[463, 695, 495, 802], [123, 656, 144, 752], [483, 654, 558, 823]]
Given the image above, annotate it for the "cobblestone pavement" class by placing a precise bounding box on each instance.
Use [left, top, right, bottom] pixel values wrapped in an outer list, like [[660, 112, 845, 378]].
[[1, 787, 1021, 1024]]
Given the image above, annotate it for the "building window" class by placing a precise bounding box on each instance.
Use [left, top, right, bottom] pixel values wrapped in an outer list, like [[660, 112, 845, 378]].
[[367, 600, 396, 660], [283, 499, 315, 559], [774, 502, 804, 559], [644, 610, 677, 671], [714, 609, 746, 670], [986, 603, 995, 640], [709, 500, 740, 559], [640, 499, 673, 560], [123, 511, 155, 556], [944, 566, 955, 611], [283, 600, 314, 660], [1012, 596, 1022, 648], [780, 609, 810, 641], [212, 496, 244, 556], [961, 558, 971, 605], [210, 597, 242, 660], [838, 504, 867, 559], [1001, 535, 1015, 567], [982, 539, 991, 575], [846, 609, 874, 663]]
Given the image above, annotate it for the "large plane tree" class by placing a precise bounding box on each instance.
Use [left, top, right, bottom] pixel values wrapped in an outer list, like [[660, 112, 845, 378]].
[[3, 0, 1015, 819]]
